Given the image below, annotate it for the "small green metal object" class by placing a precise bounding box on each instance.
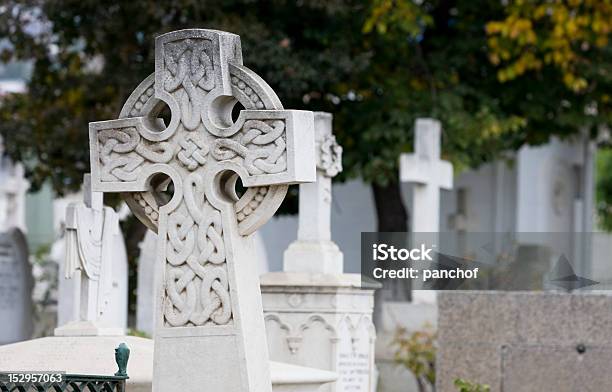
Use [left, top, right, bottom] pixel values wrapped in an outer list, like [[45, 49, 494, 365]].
[[0, 345, 131, 392], [114, 343, 130, 378]]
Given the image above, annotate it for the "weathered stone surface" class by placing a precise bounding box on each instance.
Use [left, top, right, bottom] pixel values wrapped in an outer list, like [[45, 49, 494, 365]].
[[438, 291, 519, 345], [0, 136, 29, 232], [502, 346, 576, 392], [88, 28, 316, 392], [437, 292, 612, 392]]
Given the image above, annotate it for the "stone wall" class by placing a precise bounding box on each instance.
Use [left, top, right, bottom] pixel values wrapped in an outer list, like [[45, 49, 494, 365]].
[[437, 292, 612, 392]]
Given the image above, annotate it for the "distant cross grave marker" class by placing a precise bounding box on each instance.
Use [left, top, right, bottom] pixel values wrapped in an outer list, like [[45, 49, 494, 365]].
[[400, 118, 453, 233], [283, 112, 344, 274], [89, 29, 315, 391]]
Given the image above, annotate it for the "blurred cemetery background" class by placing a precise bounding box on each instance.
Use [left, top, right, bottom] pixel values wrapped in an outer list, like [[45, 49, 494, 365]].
[[1, 1, 612, 391]]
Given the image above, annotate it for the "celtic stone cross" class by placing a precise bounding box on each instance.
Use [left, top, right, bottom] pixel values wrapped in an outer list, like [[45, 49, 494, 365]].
[[89, 29, 315, 391], [283, 112, 344, 273]]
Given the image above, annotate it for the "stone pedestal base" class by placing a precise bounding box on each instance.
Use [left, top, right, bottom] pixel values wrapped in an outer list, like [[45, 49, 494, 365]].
[[283, 241, 343, 274], [261, 272, 377, 392]]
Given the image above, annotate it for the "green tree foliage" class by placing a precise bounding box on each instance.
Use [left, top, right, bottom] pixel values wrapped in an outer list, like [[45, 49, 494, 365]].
[[393, 325, 436, 392], [1, 0, 610, 230], [454, 378, 491, 392], [0, 0, 369, 194], [597, 148, 612, 231]]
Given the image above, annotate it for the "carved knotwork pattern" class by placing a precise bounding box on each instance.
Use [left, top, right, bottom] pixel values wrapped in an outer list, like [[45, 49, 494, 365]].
[[317, 134, 342, 177], [164, 38, 215, 131], [98, 127, 173, 182], [164, 172, 231, 326], [212, 120, 287, 175], [177, 132, 209, 170]]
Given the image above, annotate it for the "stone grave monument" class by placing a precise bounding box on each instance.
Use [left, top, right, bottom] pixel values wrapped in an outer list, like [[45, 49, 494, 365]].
[[0, 228, 33, 344], [54, 174, 128, 336], [261, 112, 378, 392], [399, 118, 453, 235], [136, 230, 157, 336], [437, 291, 612, 392], [0, 136, 29, 232], [88, 28, 335, 391], [398, 117, 453, 302]]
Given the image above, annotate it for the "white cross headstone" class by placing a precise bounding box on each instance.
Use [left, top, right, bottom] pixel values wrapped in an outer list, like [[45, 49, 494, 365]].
[[400, 118, 452, 304], [88, 29, 315, 391], [283, 112, 343, 273], [400, 118, 453, 233], [54, 174, 127, 336], [0, 136, 29, 232]]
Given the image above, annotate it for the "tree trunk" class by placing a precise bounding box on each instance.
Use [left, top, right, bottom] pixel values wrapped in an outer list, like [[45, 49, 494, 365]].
[[372, 181, 409, 232], [371, 180, 411, 325]]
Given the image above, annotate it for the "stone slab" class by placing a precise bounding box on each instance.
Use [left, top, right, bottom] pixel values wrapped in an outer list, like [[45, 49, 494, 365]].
[[437, 292, 612, 392], [0, 336, 336, 392]]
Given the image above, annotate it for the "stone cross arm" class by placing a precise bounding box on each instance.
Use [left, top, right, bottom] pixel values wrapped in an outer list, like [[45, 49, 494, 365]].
[[400, 118, 452, 190], [89, 109, 315, 193], [399, 154, 453, 189]]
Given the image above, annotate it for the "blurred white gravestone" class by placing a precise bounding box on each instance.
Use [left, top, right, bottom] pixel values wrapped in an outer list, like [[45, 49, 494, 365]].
[[136, 230, 157, 336], [399, 118, 453, 304], [0, 136, 29, 232], [54, 175, 128, 336], [0, 228, 33, 344], [283, 112, 343, 274], [400, 118, 453, 233], [262, 112, 378, 392], [88, 29, 333, 392]]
